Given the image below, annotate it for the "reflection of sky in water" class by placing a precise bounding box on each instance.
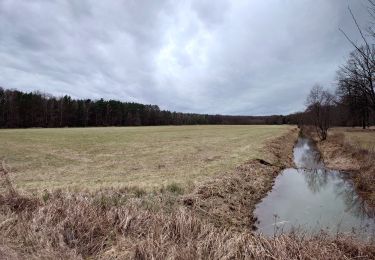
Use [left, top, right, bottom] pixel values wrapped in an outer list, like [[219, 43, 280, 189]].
[[254, 137, 375, 240], [293, 138, 324, 169]]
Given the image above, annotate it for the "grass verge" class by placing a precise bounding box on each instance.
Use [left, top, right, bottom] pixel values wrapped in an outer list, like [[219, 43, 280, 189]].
[[0, 183, 374, 259], [183, 128, 298, 229], [304, 127, 375, 207]]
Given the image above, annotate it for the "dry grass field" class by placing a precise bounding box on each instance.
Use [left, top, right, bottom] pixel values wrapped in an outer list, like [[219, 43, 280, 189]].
[[2, 126, 374, 259], [0, 125, 293, 191], [333, 128, 375, 152], [1, 127, 372, 259]]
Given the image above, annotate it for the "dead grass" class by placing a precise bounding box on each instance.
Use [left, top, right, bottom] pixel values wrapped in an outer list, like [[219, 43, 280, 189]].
[[306, 127, 375, 207], [0, 185, 374, 259], [1, 128, 374, 259], [0, 125, 293, 191], [335, 127, 375, 152], [183, 129, 298, 229]]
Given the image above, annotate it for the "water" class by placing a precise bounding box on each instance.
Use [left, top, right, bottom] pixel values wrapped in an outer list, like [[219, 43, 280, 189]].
[[254, 137, 375, 240]]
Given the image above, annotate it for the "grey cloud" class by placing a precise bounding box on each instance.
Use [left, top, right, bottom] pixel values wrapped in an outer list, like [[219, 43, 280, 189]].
[[0, 0, 371, 115]]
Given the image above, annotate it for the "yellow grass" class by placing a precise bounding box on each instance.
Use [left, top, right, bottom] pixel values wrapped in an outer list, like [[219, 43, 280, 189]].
[[333, 128, 375, 152], [0, 125, 293, 191]]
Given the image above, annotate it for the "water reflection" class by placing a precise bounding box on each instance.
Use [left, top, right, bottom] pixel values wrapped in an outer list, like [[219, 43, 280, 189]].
[[254, 137, 375, 240], [332, 175, 375, 219], [293, 138, 323, 170], [301, 168, 328, 193]]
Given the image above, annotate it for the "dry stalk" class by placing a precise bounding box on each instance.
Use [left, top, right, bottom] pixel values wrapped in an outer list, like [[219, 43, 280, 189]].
[[0, 160, 16, 197]]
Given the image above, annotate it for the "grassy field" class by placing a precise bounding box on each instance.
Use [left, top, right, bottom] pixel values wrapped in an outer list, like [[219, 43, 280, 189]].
[[2, 126, 373, 260], [0, 125, 293, 191], [333, 127, 375, 152]]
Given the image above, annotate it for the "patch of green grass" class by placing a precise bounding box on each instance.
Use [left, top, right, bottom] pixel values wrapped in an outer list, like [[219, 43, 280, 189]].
[[0, 125, 293, 191]]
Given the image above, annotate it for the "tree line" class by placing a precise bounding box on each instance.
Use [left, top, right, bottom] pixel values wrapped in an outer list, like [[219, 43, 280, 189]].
[[287, 1, 375, 140], [0, 87, 287, 128]]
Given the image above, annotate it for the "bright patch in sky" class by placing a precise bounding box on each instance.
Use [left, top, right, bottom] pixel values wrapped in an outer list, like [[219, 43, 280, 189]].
[[0, 0, 369, 115]]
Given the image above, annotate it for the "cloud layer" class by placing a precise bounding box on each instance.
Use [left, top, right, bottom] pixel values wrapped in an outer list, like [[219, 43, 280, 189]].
[[0, 0, 370, 115]]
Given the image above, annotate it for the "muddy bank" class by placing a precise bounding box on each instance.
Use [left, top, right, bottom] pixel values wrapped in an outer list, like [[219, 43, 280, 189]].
[[183, 127, 299, 229], [304, 128, 375, 207]]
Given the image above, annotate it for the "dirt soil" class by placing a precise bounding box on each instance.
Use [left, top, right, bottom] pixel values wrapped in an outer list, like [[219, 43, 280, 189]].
[[183, 127, 299, 229]]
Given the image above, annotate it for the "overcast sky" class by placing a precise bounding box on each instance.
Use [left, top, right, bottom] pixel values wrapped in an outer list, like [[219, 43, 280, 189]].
[[0, 0, 371, 115]]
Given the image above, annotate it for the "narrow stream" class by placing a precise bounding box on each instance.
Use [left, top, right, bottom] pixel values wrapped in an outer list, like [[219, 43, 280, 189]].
[[254, 137, 375, 240]]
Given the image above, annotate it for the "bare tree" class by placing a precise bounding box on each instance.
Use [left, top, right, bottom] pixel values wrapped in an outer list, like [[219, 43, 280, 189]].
[[336, 2, 375, 126], [336, 46, 375, 127], [305, 85, 334, 141]]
